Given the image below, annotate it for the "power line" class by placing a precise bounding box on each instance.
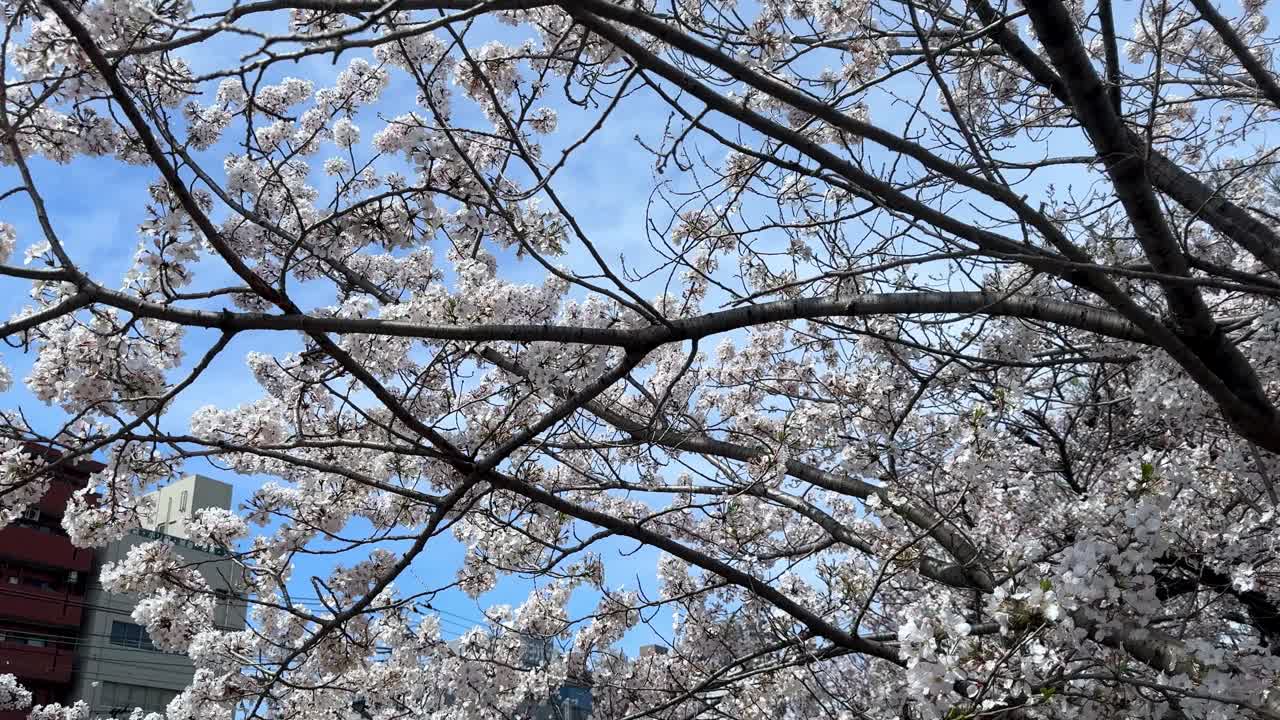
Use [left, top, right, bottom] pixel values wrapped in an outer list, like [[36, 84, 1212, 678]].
[[0, 587, 475, 660], [0, 568, 490, 630], [0, 619, 466, 651], [0, 616, 464, 658], [0, 585, 477, 633], [0, 631, 466, 676], [269, 594, 488, 626], [0, 584, 236, 615], [0, 643, 206, 672]]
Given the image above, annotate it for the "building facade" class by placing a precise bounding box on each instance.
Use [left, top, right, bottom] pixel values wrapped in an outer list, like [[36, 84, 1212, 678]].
[[520, 636, 593, 720], [68, 475, 245, 718], [144, 474, 234, 540], [0, 455, 245, 719], [0, 450, 101, 720], [356, 635, 593, 720]]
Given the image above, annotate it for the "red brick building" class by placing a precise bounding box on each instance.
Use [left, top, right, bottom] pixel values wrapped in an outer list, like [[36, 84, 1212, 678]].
[[0, 448, 101, 718]]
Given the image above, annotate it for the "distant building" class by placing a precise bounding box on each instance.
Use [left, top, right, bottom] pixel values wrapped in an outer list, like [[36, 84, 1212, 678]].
[[355, 634, 593, 720], [69, 475, 246, 718], [144, 474, 233, 540], [638, 644, 668, 659], [634, 645, 728, 720], [519, 636, 592, 720], [0, 452, 245, 719], [538, 682, 592, 720]]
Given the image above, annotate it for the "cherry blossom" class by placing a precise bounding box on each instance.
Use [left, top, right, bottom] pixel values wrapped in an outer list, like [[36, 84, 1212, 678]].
[[0, 674, 33, 712], [3, 0, 1280, 718]]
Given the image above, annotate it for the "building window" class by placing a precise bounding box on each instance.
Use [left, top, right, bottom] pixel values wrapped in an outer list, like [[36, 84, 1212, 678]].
[[0, 631, 48, 648], [24, 577, 51, 591], [179, 491, 188, 513], [109, 621, 155, 651], [558, 686, 592, 720], [99, 682, 176, 715], [521, 637, 553, 668]]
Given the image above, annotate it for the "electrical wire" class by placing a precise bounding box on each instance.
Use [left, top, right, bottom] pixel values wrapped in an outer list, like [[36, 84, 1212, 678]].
[[0, 585, 475, 635]]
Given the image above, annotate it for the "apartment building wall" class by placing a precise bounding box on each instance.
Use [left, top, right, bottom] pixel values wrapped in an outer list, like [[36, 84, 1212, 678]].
[[67, 526, 246, 717], [0, 454, 247, 720], [0, 450, 101, 720]]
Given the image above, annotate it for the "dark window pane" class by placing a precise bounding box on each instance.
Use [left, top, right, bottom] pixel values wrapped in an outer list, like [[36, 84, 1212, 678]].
[[110, 621, 128, 646], [110, 621, 155, 650]]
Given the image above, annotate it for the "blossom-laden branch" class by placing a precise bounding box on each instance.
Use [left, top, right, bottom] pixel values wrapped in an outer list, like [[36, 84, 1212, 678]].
[[2, 0, 1280, 719]]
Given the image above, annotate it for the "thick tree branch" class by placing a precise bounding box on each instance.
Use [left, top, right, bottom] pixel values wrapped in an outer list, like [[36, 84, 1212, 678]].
[[1186, 0, 1280, 110], [969, 0, 1280, 277]]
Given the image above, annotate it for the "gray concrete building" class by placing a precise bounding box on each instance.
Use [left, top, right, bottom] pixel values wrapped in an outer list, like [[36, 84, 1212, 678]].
[[68, 475, 245, 717], [145, 474, 234, 541]]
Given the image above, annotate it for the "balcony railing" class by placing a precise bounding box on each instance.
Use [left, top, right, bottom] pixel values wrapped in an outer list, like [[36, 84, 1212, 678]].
[[0, 585, 84, 627], [0, 525, 93, 572], [0, 642, 74, 684]]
